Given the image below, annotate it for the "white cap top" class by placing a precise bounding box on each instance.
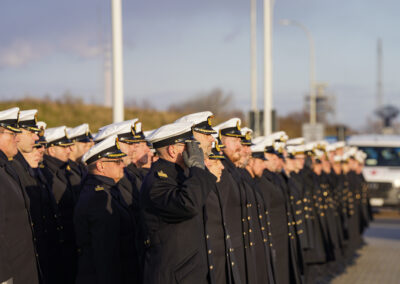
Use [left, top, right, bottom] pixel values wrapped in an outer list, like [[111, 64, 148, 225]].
[[82, 134, 126, 164], [18, 109, 37, 122], [0, 107, 19, 121], [147, 122, 194, 147], [333, 155, 343, 163], [214, 118, 242, 137], [251, 138, 269, 153], [241, 127, 253, 136], [67, 123, 90, 139], [332, 141, 346, 149], [270, 131, 288, 142], [175, 111, 213, 124], [94, 119, 138, 142], [144, 129, 155, 138], [37, 121, 47, 130], [286, 137, 305, 146], [45, 126, 70, 143]]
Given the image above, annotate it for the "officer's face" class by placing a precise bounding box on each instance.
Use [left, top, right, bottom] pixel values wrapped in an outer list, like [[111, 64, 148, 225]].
[[101, 158, 125, 182], [252, 158, 265, 177], [238, 145, 251, 168], [295, 155, 305, 169], [23, 146, 42, 168], [16, 128, 39, 154], [131, 142, 150, 165], [264, 153, 277, 172], [72, 142, 92, 161], [119, 142, 133, 166], [221, 136, 241, 163], [49, 145, 71, 162], [0, 128, 20, 158], [332, 162, 342, 174], [193, 131, 214, 157], [205, 158, 224, 182]]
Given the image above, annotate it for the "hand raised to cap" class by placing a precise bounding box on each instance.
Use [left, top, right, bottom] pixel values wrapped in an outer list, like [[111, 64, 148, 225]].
[[183, 140, 205, 169]]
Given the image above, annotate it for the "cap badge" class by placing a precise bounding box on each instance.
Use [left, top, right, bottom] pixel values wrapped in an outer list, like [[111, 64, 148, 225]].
[[95, 185, 104, 191], [207, 116, 214, 126], [157, 170, 168, 178], [236, 121, 241, 131], [245, 132, 251, 141], [115, 138, 121, 150], [34, 113, 38, 124], [215, 141, 221, 152]]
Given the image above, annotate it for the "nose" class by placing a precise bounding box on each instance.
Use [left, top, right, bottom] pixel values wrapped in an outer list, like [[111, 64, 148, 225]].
[[32, 133, 39, 141]]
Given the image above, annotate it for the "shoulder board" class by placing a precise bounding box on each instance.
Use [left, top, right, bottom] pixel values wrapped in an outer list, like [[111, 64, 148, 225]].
[[157, 170, 168, 178], [95, 185, 104, 191]]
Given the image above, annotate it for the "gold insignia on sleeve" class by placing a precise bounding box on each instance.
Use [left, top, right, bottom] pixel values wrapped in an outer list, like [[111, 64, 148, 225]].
[[95, 185, 104, 191], [157, 170, 168, 178]]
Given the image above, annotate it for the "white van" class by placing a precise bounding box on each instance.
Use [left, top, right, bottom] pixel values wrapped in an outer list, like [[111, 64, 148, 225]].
[[347, 134, 400, 207]]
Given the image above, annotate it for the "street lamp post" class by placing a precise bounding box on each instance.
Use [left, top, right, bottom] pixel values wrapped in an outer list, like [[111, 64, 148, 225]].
[[111, 0, 124, 123], [280, 19, 316, 124], [263, 0, 273, 135]]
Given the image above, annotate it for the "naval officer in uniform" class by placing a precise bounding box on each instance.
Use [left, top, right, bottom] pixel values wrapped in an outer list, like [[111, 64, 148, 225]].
[[140, 122, 217, 284]]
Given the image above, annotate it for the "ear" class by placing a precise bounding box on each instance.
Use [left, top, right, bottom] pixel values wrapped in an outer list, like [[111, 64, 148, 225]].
[[167, 145, 176, 158], [95, 160, 104, 172]]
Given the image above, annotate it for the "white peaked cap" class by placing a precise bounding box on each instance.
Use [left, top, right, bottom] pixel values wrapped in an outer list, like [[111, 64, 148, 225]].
[[240, 127, 253, 135], [82, 134, 126, 164], [0, 107, 19, 121], [45, 126, 68, 143], [175, 111, 213, 124], [305, 142, 317, 152], [94, 119, 138, 142], [251, 138, 270, 153], [333, 155, 343, 163], [37, 121, 47, 129], [144, 129, 155, 138], [67, 123, 90, 139], [332, 141, 346, 149], [215, 118, 241, 130], [18, 109, 37, 122], [325, 144, 337, 152], [146, 122, 194, 148], [270, 131, 288, 142], [286, 137, 305, 146]]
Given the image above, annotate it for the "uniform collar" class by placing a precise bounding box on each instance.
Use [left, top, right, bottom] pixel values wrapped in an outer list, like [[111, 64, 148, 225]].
[[44, 154, 68, 171], [85, 173, 116, 188]]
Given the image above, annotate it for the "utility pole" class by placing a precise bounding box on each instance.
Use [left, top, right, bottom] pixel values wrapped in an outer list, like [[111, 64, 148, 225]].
[[377, 38, 383, 109], [263, 0, 273, 135], [111, 0, 124, 123], [250, 0, 259, 136]]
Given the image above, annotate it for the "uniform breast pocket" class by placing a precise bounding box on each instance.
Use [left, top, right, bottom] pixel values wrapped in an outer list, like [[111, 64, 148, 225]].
[[174, 249, 200, 284]]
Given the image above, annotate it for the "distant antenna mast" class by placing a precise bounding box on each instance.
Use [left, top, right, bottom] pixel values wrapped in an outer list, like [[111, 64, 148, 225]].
[[377, 38, 383, 108]]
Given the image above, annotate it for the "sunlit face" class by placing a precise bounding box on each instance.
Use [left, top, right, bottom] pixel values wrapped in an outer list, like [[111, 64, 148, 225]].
[[252, 158, 265, 177], [99, 158, 125, 182], [205, 158, 224, 182], [48, 145, 71, 162], [17, 128, 39, 154], [70, 141, 92, 161], [24, 146, 42, 168], [264, 153, 277, 172], [295, 155, 305, 170], [119, 142, 133, 166], [238, 145, 252, 168], [0, 128, 20, 158], [131, 142, 151, 165], [221, 136, 242, 163], [193, 131, 214, 156]]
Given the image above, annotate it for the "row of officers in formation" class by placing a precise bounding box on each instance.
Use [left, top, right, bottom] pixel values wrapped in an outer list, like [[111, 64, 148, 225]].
[[0, 107, 372, 284]]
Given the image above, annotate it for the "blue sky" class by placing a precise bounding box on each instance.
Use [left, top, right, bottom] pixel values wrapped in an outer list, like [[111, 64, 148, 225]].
[[1, 0, 400, 128]]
